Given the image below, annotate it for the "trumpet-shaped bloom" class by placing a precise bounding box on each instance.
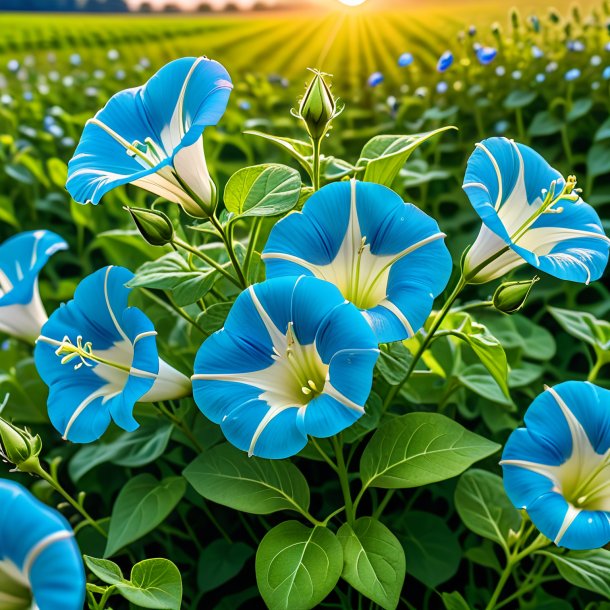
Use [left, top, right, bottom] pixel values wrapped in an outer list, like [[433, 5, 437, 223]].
[[502, 382, 610, 550], [192, 276, 379, 459], [262, 180, 452, 344], [368, 72, 384, 87], [476, 46, 498, 65], [463, 138, 609, 284], [35, 266, 190, 443], [66, 57, 232, 216], [0, 230, 67, 343], [0, 479, 85, 609]]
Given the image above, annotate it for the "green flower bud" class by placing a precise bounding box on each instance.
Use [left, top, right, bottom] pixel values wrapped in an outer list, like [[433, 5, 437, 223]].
[[298, 70, 336, 141], [492, 277, 539, 314], [511, 8, 521, 30], [125, 206, 174, 246], [0, 416, 43, 473]]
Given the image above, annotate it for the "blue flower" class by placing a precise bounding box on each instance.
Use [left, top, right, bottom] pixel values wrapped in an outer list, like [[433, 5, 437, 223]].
[[565, 68, 581, 82], [436, 81, 449, 94], [66, 57, 232, 217], [476, 46, 498, 65], [604, 66, 610, 80], [35, 266, 190, 443], [398, 53, 414, 67], [531, 45, 545, 59], [262, 180, 452, 343], [502, 382, 610, 550], [462, 137, 609, 284], [367, 72, 384, 87], [437, 51, 454, 72], [535, 73, 546, 83], [192, 276, 379, 459], [0, 479, 85, 608], [0, 231, 67, 343]]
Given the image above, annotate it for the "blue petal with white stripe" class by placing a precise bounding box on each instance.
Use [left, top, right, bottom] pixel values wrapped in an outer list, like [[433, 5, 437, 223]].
[[501, 381, 610, 550], [67, 57, 232, 216], [463, 137, 610, 284], [192, 276, 379, 459], [0, 479, 85, 610], [0, 230, 67, 343], [262, 179, 452, 344], [35, 266, 190, 443]]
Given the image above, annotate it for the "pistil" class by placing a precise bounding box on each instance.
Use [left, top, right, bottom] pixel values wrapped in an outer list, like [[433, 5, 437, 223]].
[[55, 335, 131, 373]]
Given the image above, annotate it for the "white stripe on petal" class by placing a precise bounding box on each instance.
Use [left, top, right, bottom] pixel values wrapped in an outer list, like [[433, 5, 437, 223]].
[[475, 142, 503, 210], [248, 285, 287, 352], [63, 388, 108, 440], [247, 404, 296, 457], [554, 504, 582, 545], [377, 298, 415, 337], [23, 530, 73, 579]]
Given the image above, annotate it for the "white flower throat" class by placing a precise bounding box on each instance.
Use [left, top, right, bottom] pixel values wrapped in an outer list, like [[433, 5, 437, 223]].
[[501, 385, 610, 545]]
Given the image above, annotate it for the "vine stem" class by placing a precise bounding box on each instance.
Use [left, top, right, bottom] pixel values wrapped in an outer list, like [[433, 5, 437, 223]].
[[33, 463, 107, 538], [382, 276, 467, 411], [588, 355, 605, 382], [312, 137, 322, 191], [140, 288, 206, 334], [332, 436, 354, 526], [173, 236, 242, 288], [156, 402, 204, 453], [210, 215, 248, 289]]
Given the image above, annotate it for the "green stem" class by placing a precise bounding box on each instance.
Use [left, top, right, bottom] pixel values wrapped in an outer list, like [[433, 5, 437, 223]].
[[210, 215, 248, 288], [201, 499, 232, 543], [588, 355, 605, 382], [35, 465, 107, 538], [243, 216, 263, 280], [312, 137, 322, 191], [332, 436, 354, 525], [561, 125, 573, 167], [485, 561, 514, 610], [372, 490, 395, 519], [310, 437, 339, 473], [141, 288, 206, 334], [157, 402, 203, 452], [173, 236, 242, 288], [382, 276, 467, 411]]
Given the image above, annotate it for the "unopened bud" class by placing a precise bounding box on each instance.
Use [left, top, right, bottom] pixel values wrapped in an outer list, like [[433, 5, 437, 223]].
[[125, 206, 174, 246], [298, 70, 337, 140], [0, 416, 42, 473], [511, 8, 521, 30], [492, 277, 539, 314]]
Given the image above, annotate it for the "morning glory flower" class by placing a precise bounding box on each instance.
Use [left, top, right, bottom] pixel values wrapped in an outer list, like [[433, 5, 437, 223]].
[[35, 266, 190, 443], [536, 73, 546, 83], [565, 68, 581, 82], [7, 59, 19, 73], [262, 180, 452, 343], [496, 66, 506, 77], [476, 46, 498, 65], [502, 382, 610, 550], [591, 55, 602, 67], [0, 231, 67, 343], [192, 276, 379, 459], [0, 479, 85, 609], [66, 57, 233, 218], [368, 72, 384, 87], [69, 53, 81, 67], [437, 51, 454, 72], [462, 137, 610, 284], [436, 81, 449, 94], [398, 52, 414, 67], [603, 66, 610, 80], [531, 45, 544, 59]]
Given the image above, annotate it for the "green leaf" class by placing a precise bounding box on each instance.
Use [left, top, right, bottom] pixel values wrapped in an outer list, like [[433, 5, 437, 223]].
[[342, 392, 383, 444], [504, 90, 537, 109], [183, 443, 310, 515], [105, 475, 186, 557], [588, 143, 610, 179], [376, 342, 413, 386], [360, 412, 500, 489], [115, 558, 183, 610], [444, 312, 509, 397], [256, 521, 342, 610], [128, 251, 218, 307], [458, 364, 513, 407], [84, 556, 124, 586], [548, 306, 610, 352], [196, 302, 232, 335], [224, 164, 301, 218], [567, 98, 593, 122], [198, 539, 254, 594], [244, 130, 313, 176], [539, 549, 610, 599], [69, 423, 173, 482], [358, 126, 456, 187], [455, 469, 521, 548], [338, 517, 405, 610], [46, 157, 68, 190], [528, 111, 564, 137], [595, 117, 610, 142], [398, 511, 461, 589], [442, 591, 471, 610]]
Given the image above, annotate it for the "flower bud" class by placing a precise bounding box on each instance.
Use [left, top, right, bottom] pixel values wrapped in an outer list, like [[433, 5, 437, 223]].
[[0, 416, 43, 473], [492, 277, 539, 314], [298, 70, 336, 140], [125, 206, 174, 246]]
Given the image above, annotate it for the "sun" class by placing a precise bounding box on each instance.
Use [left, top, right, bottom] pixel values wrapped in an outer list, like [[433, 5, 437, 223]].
[[337, 0, 368, 6]]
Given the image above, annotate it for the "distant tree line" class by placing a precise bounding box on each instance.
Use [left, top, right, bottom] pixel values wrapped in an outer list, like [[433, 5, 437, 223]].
[[0, 0, 129, 11]]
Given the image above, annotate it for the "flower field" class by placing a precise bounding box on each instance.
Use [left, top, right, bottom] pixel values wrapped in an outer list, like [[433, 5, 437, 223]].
[[1, 1, 610, 609]]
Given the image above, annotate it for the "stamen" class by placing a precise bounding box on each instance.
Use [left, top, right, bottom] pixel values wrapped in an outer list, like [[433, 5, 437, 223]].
[[54, 335, 131, 373]]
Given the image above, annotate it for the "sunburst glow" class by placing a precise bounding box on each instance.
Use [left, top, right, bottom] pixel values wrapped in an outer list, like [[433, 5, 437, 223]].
[[337, 0, 368, 6]]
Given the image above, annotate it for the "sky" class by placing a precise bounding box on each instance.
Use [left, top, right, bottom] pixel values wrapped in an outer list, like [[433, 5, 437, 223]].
[[126, 0, 285, 7]]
